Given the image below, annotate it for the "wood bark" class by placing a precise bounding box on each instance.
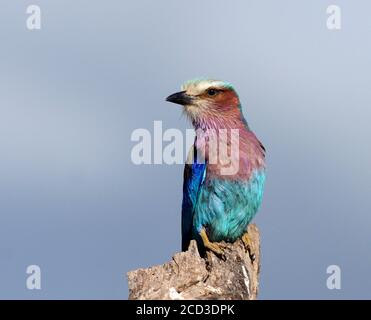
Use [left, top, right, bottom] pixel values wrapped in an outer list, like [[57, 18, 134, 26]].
[[127, 224, 260, 300]]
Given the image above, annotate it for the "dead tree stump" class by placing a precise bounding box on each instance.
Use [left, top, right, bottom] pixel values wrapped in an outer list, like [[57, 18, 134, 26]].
[[127, 224, 260, 300]]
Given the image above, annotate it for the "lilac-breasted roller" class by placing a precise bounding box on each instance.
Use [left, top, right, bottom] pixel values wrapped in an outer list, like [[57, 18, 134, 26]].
[[166, 79, 266, 256]]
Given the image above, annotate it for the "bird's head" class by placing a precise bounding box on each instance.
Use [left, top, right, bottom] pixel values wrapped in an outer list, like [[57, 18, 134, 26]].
[[166, 78, 242, 125]]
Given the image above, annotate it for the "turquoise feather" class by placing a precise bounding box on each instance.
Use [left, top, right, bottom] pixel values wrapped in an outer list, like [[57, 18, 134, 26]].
[[193, 169, 265, 243]]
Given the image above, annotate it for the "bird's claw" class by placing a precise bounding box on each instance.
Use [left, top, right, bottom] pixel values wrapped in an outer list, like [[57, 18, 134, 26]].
[[200, 228, 226, 259], [242, 232, 256, 262], [205, 242, 225, 257]]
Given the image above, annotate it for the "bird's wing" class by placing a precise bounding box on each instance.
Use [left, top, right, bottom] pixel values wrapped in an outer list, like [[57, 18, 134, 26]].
[[181, 145, 206, 251]]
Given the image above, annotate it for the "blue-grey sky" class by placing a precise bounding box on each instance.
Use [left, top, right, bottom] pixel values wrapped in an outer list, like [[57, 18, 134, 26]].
[[1, 0, 371, 299]]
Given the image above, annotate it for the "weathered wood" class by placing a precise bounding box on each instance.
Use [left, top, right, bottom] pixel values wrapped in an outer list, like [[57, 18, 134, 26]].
[[127, 224, 260, 300]]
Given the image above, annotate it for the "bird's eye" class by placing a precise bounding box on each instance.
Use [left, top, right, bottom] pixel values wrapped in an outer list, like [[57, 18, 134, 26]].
[[207, 88, 217, 96]]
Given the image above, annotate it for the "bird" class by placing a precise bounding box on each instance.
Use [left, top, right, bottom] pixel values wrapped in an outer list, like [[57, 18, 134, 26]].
[[166, 78, 266, 257]]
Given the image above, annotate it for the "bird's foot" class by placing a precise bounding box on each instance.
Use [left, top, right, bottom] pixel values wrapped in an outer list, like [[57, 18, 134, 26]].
[[242, 232, 256, 262], [205, 242, 225, 256], [200, 228, 225, 257]]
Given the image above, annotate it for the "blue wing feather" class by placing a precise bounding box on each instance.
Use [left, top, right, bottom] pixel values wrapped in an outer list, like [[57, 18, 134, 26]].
[[181, 146, 206, 251]]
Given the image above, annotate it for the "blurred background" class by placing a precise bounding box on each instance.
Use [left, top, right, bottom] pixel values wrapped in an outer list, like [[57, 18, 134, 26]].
[[1, 0, 370, 299]]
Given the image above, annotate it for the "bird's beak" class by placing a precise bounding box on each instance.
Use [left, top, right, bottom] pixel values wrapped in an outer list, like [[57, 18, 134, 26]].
[[166, 91, 194, 106]]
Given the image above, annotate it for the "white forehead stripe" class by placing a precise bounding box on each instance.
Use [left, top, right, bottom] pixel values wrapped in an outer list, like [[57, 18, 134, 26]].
[[181, 79, 227, 96]]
